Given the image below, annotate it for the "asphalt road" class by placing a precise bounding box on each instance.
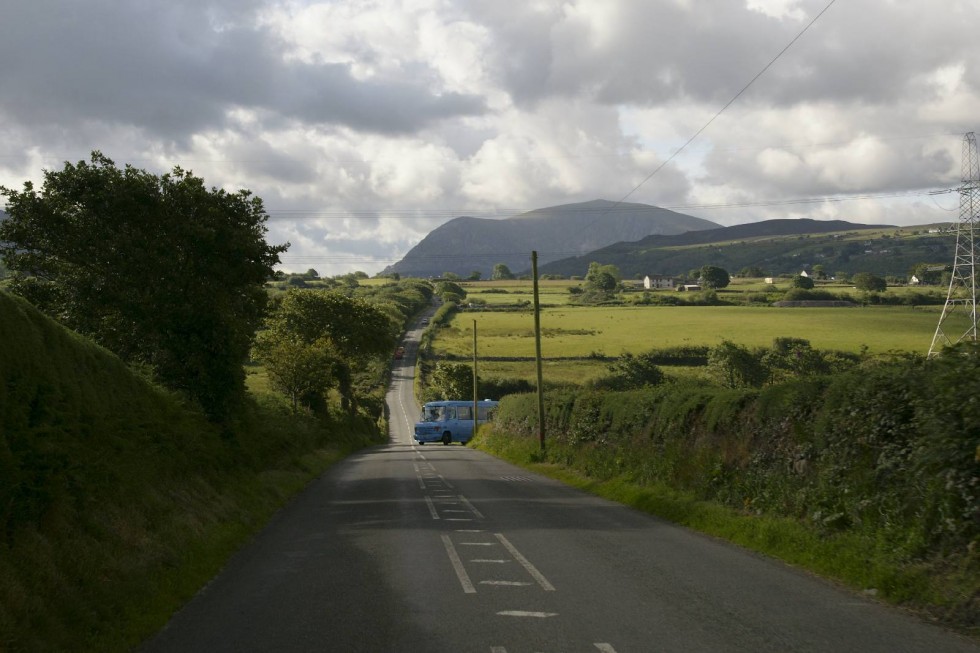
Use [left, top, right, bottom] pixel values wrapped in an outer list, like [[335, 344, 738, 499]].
[[142, 316, 977, 653]]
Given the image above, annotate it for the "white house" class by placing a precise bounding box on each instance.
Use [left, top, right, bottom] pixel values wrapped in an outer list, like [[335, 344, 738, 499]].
[[643, 275, 675, 290]]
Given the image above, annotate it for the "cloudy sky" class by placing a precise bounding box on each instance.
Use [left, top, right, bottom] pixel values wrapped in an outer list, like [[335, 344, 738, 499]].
[[1, 0, 977, 275]]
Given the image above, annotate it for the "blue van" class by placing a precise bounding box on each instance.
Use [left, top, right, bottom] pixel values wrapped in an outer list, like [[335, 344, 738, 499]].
[[414, 400, 499, 445]]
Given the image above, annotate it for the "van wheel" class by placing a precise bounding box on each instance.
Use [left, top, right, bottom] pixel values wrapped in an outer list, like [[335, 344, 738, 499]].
[[442, 432, 452, 446]]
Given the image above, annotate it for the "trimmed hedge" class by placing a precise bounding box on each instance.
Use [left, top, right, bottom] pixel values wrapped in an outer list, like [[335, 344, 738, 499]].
[[488, 350, 980, 558]]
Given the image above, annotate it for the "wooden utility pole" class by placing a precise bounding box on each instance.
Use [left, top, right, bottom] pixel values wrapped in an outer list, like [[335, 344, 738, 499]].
[[531, 251, 546, 452], [472, 319, 479, 435]]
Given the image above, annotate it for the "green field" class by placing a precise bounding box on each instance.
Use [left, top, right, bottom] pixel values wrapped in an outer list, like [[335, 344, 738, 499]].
[[439, 304, 955, 359]]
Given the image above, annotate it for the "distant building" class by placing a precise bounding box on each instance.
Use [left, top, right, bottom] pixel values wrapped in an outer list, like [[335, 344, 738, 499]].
[[765, 277, 775, 284], [799, 270, 809, 278], [643, 275, 675, 290], [678, 284, 702, 292]]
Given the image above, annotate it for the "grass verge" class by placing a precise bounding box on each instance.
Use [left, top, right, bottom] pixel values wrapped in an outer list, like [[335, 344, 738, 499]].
[[473, 432, 979, 640]]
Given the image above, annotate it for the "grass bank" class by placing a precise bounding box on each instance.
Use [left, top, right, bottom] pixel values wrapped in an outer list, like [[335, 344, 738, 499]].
[[0, 291, 382, 652]]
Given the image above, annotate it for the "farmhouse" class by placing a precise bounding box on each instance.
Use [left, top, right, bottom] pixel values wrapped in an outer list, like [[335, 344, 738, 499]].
[[677, 284, 702, 292], [643, 275, 675, 290]]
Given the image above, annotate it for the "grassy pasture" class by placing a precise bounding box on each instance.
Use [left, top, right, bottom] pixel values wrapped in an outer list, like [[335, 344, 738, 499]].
[[438, 304, 956, 361]]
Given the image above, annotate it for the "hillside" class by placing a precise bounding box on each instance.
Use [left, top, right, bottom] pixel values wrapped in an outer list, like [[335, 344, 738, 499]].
[[0, 290, 376, 651], [539, 218, 953, 278], [383, 199, 719, 278]]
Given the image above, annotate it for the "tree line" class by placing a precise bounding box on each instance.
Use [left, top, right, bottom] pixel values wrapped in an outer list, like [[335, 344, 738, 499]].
[[0, 153, 428, 422]]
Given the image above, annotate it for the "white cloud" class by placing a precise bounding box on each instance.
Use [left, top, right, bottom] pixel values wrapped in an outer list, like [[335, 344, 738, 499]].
[[1, 0, 979, 274]]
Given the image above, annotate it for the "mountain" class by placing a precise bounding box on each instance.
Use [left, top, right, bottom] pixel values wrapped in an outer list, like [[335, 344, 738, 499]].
[[536, 218, 954, 279], [382, 199, 719, 278]]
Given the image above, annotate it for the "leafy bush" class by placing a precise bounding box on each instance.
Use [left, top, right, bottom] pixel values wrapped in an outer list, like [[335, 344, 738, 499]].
[[782, 288, 843, 301], [487, 347, 980, 560], [589, 352, 666, 390], [478, 377, 535, 400]]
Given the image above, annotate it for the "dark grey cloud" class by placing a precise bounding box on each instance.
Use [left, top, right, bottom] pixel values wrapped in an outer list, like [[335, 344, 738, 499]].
[[0, 0, 484, 143], [464, 1, 977, 111], [2, 0, 976, 276]]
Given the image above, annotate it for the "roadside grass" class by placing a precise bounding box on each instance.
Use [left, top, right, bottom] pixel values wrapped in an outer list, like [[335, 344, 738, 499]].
[[0, 394, 375, 653], [472, 432, 975, 634]]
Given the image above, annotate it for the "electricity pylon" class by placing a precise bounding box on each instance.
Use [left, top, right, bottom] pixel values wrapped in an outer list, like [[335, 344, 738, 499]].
[[928, 132, 980, 357]]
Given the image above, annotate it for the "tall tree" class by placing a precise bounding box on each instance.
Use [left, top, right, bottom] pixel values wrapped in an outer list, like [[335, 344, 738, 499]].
[[260, 289, 397, 413], [491, 263, 515, 280], [0, 152, 286, 420], [853, 272, 887, 292], [699, 265, 731, 289]]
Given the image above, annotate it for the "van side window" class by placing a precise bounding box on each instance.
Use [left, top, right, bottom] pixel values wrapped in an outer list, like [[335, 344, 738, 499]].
[[444, 406, 456, 420], [456, 406, 472, 420]]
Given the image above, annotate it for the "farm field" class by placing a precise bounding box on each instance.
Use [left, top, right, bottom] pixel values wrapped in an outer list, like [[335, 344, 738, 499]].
[[438, 303, 965, 389], [436, 304, 960, 359]]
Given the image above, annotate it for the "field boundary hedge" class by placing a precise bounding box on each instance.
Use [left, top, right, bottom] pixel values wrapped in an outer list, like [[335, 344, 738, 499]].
[[479, 351, 980, 629]]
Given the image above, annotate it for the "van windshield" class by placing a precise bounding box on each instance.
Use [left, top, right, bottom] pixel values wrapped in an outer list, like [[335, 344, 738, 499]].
[[422, 406, 447, 422]]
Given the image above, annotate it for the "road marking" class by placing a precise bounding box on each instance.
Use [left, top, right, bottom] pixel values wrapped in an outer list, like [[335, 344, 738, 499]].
[[441, 534, 476, 594], [480, 580, 532, 586], [439, 475, 455, 489], [494, 533, 555, 591], [471, 559, 510, 563], [443, 509, 470, 513], [594, 645, 618, 653], [444, 518, 473, 522], [456, 529, 484, 533], [424, 496, 440, 520], [460, 542, 495, 546], [490, 648, 507, 653], [496, 610, 558, 618], [458, 494, 484, 518]]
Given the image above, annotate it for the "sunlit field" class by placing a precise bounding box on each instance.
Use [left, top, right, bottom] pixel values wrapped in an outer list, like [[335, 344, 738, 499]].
[[438, 304, 961, 359]]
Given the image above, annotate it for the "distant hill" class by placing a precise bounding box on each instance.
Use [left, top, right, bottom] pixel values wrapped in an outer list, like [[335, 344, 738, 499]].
[[382, 200, 719, 278], [538, 218, 954, 279]]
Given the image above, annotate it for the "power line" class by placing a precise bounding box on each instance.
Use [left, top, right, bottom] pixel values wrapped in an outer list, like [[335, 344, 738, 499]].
[[618, 0, 839, 206]]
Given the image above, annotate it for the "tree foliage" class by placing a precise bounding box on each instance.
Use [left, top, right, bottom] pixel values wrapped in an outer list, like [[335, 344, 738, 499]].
[[0, 152, 286, 419], [792, 275, 815, 290], [256, 289, 397, 413], [698, 265, 731, 289], [586, 262, 621, 289], [853, 271, 887, 292], [436, 280, 466, 301], [708, 340, 767, 388], [491, 263, 515, 280], [426, 362, 474, 401], [252, 333, 336, 413], [592, 352, 666, 390]]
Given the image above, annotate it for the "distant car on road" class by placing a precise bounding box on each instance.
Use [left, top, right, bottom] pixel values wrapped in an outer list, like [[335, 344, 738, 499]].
[[421, 318, 429, 325], [393, 346, 405, 360]]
